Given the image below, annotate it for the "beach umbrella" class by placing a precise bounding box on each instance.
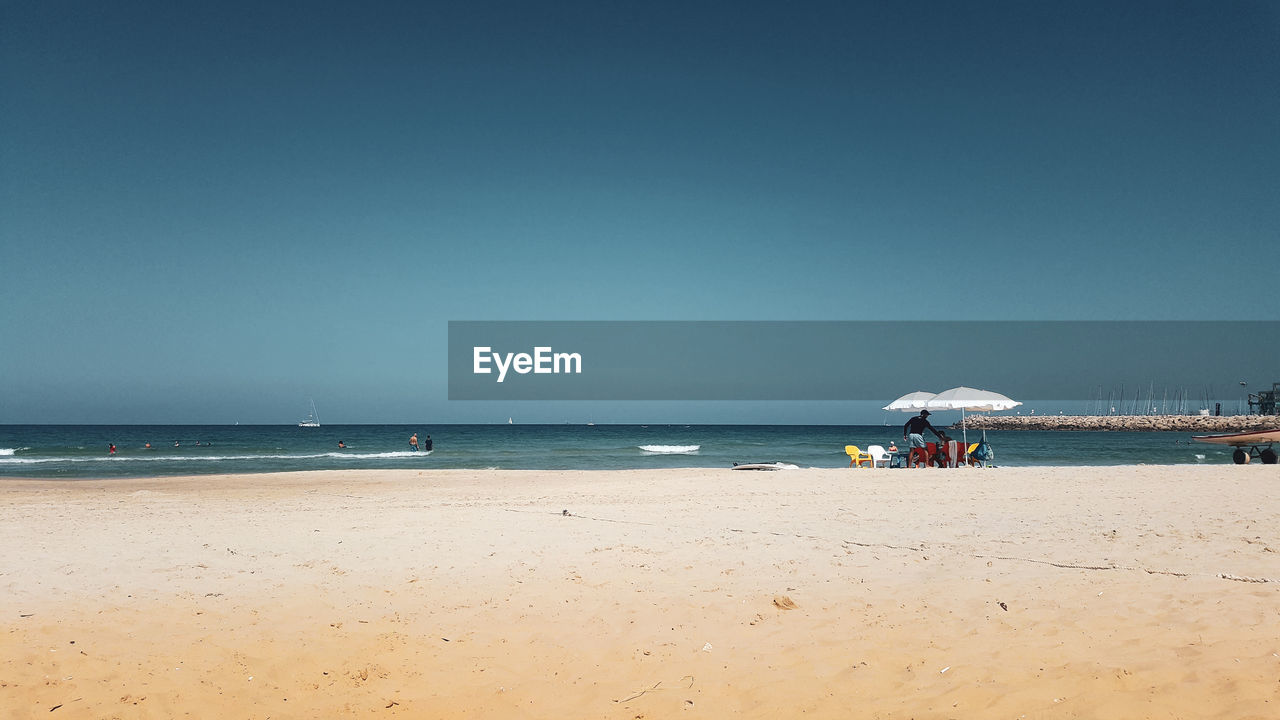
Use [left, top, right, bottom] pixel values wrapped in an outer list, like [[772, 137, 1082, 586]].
[[927, 387, 1022, 446], [882, 391, 938, 412]]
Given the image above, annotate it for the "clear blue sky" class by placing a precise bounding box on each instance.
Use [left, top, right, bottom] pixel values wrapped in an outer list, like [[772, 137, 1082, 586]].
[[2, 1, 1277, 423]]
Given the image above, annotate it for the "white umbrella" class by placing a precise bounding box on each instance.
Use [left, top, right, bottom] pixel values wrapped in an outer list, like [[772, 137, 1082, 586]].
[[927, 387, 1022, 446], [882, 391, 937, 412]]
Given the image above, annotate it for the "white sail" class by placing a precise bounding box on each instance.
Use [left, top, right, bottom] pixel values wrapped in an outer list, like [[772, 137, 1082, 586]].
[[299, 400, 321, 427]]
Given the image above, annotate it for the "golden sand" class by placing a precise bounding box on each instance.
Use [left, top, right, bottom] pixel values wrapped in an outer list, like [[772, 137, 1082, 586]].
[[2, 466, 1278, 718]]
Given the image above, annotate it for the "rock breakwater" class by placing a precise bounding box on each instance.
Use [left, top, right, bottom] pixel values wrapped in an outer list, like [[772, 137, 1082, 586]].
[[958, 415, 1280, 432]]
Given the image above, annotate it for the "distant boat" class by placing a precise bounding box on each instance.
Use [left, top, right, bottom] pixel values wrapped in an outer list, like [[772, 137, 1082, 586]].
[[586, 422, 595, 426], [298, 400, 321, 428], [508, 417, 513, 424]]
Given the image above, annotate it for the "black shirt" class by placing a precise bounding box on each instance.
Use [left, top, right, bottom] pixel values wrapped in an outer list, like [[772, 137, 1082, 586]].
[[903, 416, 941, 437]]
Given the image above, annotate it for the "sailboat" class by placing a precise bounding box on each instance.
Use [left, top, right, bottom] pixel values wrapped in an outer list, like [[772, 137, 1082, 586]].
[[298, 400, 321, 428]]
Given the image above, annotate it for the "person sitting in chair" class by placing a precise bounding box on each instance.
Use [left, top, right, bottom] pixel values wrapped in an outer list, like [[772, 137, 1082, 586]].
[[935, 431, 970, 468]]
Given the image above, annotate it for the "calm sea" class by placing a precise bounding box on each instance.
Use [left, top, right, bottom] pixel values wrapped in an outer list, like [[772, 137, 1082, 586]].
[[0, 424, 1232, 479]]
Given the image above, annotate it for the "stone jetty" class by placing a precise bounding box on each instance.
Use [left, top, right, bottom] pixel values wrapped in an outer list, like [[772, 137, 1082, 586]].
[[958, 414, 1280, 432]]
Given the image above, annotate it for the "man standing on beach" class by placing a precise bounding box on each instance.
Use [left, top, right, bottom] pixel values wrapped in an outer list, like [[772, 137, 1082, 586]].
[[903, 410, 943, 466]]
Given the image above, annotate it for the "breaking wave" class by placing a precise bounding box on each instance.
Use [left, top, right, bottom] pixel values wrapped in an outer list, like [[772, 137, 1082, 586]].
[[0, 450, 432, 464], [638, 444, 700, 454]]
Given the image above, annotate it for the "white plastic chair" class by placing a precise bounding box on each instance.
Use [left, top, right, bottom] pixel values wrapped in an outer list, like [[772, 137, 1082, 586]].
[[867, 444, 891, 468]]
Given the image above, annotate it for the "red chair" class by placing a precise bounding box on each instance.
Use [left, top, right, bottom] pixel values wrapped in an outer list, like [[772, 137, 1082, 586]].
[[909, 443, 932, 468]]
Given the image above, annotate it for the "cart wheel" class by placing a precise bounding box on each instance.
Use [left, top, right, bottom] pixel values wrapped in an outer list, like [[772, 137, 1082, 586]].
[[1262, 448, 1278, 465], [1233, 448, 1249, 464]]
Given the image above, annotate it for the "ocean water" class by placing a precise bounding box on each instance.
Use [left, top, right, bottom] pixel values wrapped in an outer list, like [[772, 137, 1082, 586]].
[[0, 424, 1240, 479]]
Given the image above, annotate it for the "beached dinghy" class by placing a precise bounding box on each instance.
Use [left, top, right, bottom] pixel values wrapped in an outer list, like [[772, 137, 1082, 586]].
[[1192, 428, 1280, 464], [731, 462, 800, 470]]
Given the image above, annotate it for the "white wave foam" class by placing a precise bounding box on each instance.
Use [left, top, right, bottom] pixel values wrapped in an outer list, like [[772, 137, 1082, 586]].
[[330, 450, 432, 459], [0, 450, 434, 464], [0, 448, 23, 456], [639, 444, 700, 454]]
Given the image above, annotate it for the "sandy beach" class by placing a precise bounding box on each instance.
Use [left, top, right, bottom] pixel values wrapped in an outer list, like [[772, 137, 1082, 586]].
[[2, 466, 1277, 719]]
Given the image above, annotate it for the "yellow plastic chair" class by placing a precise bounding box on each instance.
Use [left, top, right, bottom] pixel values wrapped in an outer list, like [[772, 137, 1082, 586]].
[[966, 442, 982, 466], [845, 445, 873, 468]]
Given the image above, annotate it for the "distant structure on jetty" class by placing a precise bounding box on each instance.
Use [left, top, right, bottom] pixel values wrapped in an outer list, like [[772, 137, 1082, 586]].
[[1248, 383, 1279, 416], [962, 415, 1279, 432]]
